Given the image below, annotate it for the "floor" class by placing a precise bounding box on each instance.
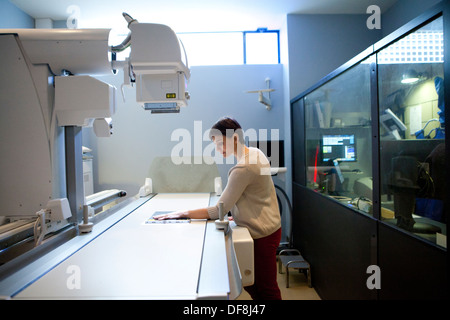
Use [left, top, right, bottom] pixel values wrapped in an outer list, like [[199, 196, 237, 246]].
[[237, 265, 321, 300]]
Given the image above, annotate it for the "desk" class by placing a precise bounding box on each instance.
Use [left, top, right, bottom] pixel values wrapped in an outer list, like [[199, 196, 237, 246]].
[[4, 193, 232, 299]]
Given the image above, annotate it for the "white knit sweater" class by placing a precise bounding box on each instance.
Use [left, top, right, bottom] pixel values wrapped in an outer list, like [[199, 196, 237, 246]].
[[207, 147, 281, 239]]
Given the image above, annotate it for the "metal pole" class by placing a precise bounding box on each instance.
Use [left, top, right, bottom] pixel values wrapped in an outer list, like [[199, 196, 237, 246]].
[[65, 126, 84, 225]]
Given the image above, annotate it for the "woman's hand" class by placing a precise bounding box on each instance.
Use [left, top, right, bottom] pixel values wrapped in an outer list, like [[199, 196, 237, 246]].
[[153, 208, 209, 220], [153, 210, 188, 220]]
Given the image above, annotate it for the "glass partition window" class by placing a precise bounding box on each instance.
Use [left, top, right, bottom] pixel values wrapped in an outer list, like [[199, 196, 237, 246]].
[[378, 16, 446, 247], [304, 57, 374, 216]]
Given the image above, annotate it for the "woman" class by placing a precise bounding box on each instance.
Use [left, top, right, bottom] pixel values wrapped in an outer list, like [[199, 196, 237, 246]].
[[154, 117, 282, 300]]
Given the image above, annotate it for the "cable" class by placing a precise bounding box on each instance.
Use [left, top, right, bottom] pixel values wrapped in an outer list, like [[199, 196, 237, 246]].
[[110, 13, 138, 52], [417, 161, 435, 197], [274, 185, 293, 248]]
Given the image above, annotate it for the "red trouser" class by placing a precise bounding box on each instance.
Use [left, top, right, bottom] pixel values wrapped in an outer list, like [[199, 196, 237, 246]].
[[244, 228, 282, 300]]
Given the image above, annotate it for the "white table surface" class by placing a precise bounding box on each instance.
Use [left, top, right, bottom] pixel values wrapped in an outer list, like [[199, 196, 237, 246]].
[[14, 193, 224, 299]]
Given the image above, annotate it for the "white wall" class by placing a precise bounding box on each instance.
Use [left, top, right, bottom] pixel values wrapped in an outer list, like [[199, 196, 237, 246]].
[[84, 64, 285, 196], [0, 0, 34, 28]]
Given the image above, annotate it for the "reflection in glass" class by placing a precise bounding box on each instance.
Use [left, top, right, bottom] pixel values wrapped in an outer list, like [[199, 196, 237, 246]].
[[378, 16, 446, 247], [304, 57, 374, 216]]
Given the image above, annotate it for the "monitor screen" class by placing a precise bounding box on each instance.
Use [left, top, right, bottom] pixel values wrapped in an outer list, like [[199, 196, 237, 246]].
[[322, 134, 356, 162]]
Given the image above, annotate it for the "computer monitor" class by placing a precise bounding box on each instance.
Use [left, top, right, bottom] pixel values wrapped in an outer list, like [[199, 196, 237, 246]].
[[321, 134, 356, 163]]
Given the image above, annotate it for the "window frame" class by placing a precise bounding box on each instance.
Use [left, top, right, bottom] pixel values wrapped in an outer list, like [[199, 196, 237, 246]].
[[177, 28, 280, 66], [243, 28, 280, 64]]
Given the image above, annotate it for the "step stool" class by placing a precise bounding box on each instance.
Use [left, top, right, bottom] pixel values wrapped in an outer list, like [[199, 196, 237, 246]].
[[278, 249, 311, 288]]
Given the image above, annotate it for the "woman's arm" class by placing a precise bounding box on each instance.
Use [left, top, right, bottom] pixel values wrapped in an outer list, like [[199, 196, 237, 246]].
[[154, 167, 252, 221], [153, 208, 209, 220], [207, 166, 254, 219]]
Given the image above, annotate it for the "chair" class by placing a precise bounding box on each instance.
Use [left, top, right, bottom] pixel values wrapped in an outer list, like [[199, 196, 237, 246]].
[[278, 249, 311, 288]]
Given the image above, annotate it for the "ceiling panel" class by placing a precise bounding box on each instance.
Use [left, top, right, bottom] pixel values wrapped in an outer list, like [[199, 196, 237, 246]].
[[9, 0, 398, 32]]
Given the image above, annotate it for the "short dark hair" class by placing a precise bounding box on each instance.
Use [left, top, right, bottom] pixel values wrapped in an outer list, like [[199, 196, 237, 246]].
[[209, 117, 244, 143]]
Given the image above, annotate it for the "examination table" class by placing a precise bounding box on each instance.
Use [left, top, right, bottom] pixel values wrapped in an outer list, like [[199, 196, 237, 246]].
[[0, 193, 253, 299]]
